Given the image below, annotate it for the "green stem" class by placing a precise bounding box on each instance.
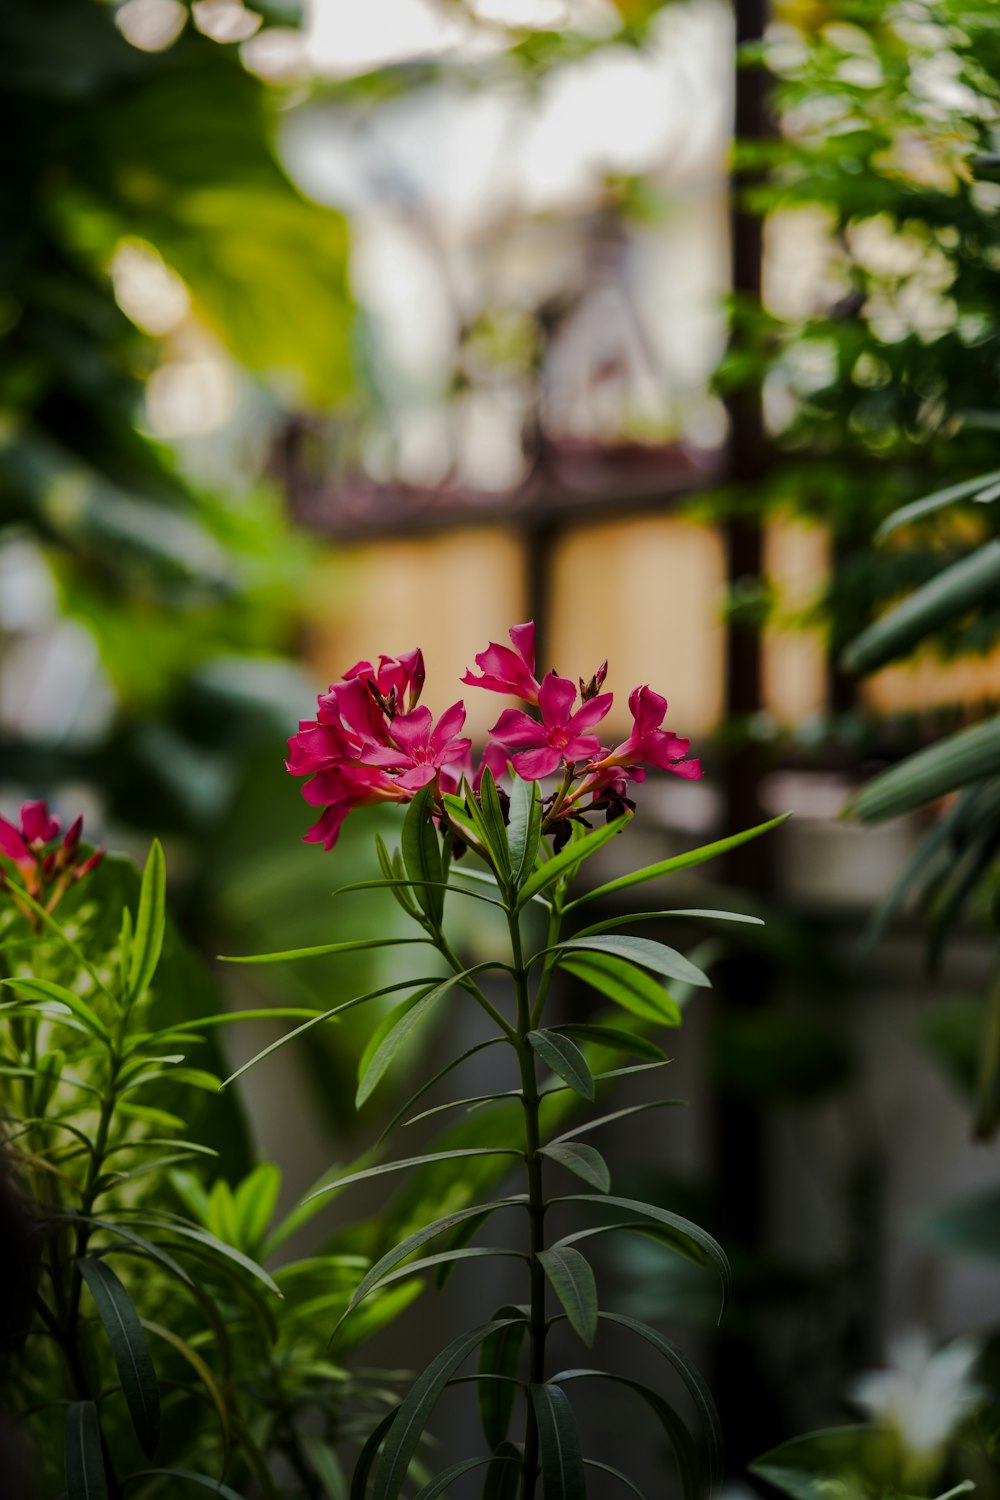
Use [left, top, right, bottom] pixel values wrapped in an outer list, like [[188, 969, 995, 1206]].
[[436, 932, 516, 1040], [507, 905, 547, 1500]]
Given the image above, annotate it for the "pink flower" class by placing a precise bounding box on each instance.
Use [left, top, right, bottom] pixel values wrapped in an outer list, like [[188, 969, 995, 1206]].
[[462, 622, 540, 704], [357, 702, 472, 791], [588, 685, 702, 783], [488, 672, 613, 780], [0, 801, 104, 914]]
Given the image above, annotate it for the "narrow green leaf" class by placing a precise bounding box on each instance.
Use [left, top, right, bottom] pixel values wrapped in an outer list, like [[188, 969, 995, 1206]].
[[555, 1370, 703, 1500], [478, 767, 514, 880], [528, 1030, 595, 1100], [538, 1141, 611, 1193], [557, 951, 681, 1024], [65, 1401, 110, 1500], [375, 833, 420, 919], [572, 909, 764, 939], [412, 1456, 514, 1500], [567, 815, 789, 909], [876, 466, 1000, 537], [373, 1321, 522, 1500], [843, 540, 1000, 674], [78, 1218, 194, 1289], [583, 1460, 647, 1498], [548, 1099, 682, 1147], [552, 1024, 667, 1062], [221, 978, 440, 1089], [748, 1425, 902, 1500], [232, 1163, 282, 1250], [508, 773, 543, 892], [350, 1408, 398, 1500], [305, 1149, 522, 1202], [849, 719, 1000, 825], [538, 1247, 598, 1345], [483, 1443, 523, 1500], [124, 1470, 246, 1499], [303, 1439, 348, 1500], [335, 875, 502, 910], [347, 1247, 525, 1307], [401, 785, 445, 927], [122, 1216, 282, 1297], [530, 1383, 587, 1500], [548, 936, 710, 989], [143, 1320, 230, 1457], [119, 905, 133, 995], [128, 838, 166, 1003], [478, 1305, 529, 1449], [339, 1200, 526, 1327], [0, 978, 110, 1042], [219, 937, 431, 964], [356, 966, 496, 1107], [556, 1195, 731, 1316], [601, 1312, 723, 1491], [517, 816, 629, 908], [79, 1258, 160, 1458], [377, 1037, 506, 1145]]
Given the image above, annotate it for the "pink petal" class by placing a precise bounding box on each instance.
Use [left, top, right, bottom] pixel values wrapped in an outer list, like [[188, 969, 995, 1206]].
[[435, 737, 472, 766], [21, 800, 59, 843], [563, 734, 603, 762], [429, 700, 467, 753], [641, 730, 692, 770], [538, 673, 577, 730], [488, 708, 545, 750], [398, 648, 425, 705], [627, 685, 668, 735], [567, 692, 614, 735], [508, 621, 535, 672], [0, 817, 30, 863], [388, 705, 432, 756], [303, 803, 352, 849], [513, 745, 564, 780], [667, 757, 702, 780], [396, 765, 438, 791]]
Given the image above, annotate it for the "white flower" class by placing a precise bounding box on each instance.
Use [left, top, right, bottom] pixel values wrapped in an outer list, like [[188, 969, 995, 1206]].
[[848, 1329, 983, 1457]]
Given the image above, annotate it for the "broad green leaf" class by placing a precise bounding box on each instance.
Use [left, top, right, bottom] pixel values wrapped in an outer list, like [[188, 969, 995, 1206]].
[[567, 815, 788, 909], [517, 816, 629, 908], [305, 1148, 522, 1202], [601, 1312, 723, 1490], [232, 1163, 282, 1250], [508, 773, 543, 892], [340, 1200, 526, 1327], [573, 909, 764, 939], [552, 1024, 667, 1062], [79, 1258, 160, 1458], [401, 785, 445, 927], [373, 1321, 522, 1500], [556, 1195, 730, 1316], [125, 1470, 246, 1500], [351, 1408, 398, 1500], [356, 967, 497, 1107], [547, 936, 710, 990], [128, 838, 166, 1004], [220, 937, 431, 964], [557, 951, 681, 1024], [478, 1307, 529, 1449], [843, 540, 1000, 674], [0, 978, 110, 1042], [478, 767, 514, 880], [583, 1459, 647, 1498], [144, 1320, 230, 1456], [849, 719, 1000, 825], [877, 467, 1000, 538], [528, 1030, 595, 1100], [530, 1383, 587, 1500], [221, 978, 440, 1090], [749, 1425, 902, 1500], [538, 1141, 611, 1193], [555, 1370, 702, 1500], [538, 1247, 598, 1345], [65, 1401, 109, 1500]]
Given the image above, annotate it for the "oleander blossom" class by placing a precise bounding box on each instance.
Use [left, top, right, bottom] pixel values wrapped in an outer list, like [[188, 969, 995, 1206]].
[[288, 625, 701, 853], [0, 801, 105, 915]]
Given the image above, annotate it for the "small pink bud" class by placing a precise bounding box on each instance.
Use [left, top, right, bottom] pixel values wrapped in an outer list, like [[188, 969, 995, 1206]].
[[62, 816, 83, 851], [579, 660, 609, 703], [74, 849, 105, 881]]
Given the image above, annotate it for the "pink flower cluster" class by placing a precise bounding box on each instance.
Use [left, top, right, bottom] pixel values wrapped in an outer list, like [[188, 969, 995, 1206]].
[[0, 801, 104, 917], [287, 624, 701, 851]]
